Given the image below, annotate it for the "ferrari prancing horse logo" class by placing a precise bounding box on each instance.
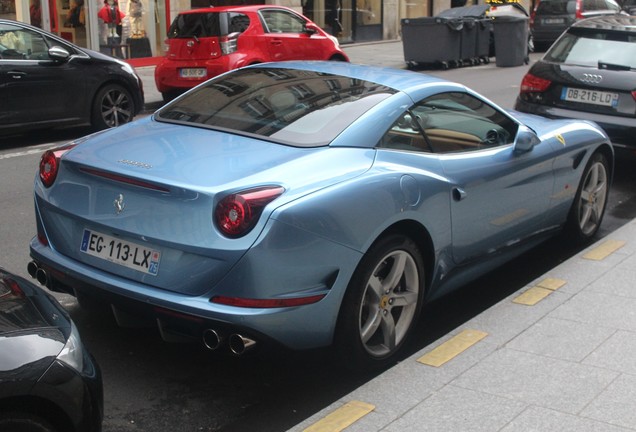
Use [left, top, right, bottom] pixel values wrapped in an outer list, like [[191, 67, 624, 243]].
[[113, 194, 125, 215]]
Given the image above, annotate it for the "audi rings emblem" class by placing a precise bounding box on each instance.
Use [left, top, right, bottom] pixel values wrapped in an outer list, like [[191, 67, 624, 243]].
[[580, 74, 603, 84]]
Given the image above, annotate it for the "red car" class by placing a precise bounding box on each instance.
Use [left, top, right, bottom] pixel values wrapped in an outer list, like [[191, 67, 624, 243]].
[[154, 5, 349, 102]]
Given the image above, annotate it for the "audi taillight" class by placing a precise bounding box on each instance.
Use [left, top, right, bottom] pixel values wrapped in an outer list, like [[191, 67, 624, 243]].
[[39, 144, 76, 188], [214, 186, 285, 238], [520, 73, 552, 93]]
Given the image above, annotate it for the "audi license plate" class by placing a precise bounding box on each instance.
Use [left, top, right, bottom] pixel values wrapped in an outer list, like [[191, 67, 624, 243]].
[[179, 68, 207, 78], [561, 87, 619, 107], [80, 229, 161, 275]]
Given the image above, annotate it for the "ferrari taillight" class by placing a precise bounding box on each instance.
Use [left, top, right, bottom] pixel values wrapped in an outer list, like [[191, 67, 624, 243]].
[[520, 73, 551, 93], [39, 144, 76, 188], [214, 186, 285, 238]]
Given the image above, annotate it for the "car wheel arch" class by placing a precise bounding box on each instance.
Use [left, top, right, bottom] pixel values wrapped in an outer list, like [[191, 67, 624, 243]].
[[372, 220, 436, 291], [0, 396, 75, 432], [329, 53, 348, 61]]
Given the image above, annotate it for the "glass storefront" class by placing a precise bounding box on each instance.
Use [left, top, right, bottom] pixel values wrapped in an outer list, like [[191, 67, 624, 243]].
[[5, 0, 166, 61], [5, 0, 434, 60]]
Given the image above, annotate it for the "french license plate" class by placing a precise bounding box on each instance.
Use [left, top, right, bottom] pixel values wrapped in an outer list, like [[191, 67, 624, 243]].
[[179, 68, 207, 78], [80, 229, 160, 275], [543, 18, 564, 24], [561, 87, 619, 107]]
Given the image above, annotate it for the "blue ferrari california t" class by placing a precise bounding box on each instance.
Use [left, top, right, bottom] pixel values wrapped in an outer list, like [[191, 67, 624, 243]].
[[28, 62, 612, 369]]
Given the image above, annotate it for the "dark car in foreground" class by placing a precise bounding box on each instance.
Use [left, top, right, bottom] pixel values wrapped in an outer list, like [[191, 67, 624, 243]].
[[29, 62, 612, 370], [0, 267, 102, 432], [530, 0, 623, 50], [515, 15, 636, 150], [0, 19, 144, 136], [154, 5, 349, 102]]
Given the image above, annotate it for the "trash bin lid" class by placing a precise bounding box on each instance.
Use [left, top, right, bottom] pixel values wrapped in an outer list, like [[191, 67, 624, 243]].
[[437, 4, 490, 18]]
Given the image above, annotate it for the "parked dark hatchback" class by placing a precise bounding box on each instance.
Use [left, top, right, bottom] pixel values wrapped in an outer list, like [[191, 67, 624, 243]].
[[0, 19, 144, 136], [515, 15, 636, 150], [0, 267, 102, 432], [530, 0, 622, 50]]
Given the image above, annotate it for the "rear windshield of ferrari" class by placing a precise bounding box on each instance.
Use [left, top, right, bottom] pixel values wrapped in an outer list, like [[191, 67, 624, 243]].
[[156, 67, 397, 147]]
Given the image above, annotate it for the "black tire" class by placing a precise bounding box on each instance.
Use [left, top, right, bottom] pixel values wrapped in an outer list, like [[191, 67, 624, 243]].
[[161, 90, 184, 104], [565, 152, 610, 243], [91, 83, 135, 130], [0, 413, 57, 432], [335, 234, 425, 371]]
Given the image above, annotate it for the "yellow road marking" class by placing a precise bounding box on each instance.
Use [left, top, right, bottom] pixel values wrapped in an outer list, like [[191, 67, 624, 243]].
[[303, 401, 375, 432], [537, 278, 566, 291], [583, 240, 626, 261], [417, 329, 488, 367], [513, 287, 553, 306], [513, 278, 566, 306]]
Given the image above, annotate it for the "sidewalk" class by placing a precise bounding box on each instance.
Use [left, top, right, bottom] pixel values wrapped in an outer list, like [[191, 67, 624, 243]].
[[291, 219, 636, 432]]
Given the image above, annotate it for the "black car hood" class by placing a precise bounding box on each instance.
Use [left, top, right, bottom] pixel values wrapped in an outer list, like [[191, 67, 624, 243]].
[[0, 269, 71, 372]]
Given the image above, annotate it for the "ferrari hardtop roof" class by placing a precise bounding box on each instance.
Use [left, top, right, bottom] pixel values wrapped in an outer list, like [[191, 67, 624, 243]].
[[253, 61, 454, 94]]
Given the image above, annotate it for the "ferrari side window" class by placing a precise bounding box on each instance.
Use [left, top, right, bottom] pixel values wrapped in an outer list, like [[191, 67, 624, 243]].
[[378, 111, 432, 153], [411, 92, 519, 153]]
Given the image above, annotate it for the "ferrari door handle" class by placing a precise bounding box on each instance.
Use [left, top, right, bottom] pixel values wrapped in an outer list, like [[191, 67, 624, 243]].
[[452, 187, 466, 201]]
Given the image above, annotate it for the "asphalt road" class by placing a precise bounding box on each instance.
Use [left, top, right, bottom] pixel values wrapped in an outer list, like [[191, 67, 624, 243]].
[[1, 56, 635, 432]]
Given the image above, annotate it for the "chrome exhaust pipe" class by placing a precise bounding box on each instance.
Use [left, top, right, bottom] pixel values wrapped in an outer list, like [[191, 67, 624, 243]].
[[202, 329, 225, 351], [35, 268, 49, 287], [228, 333, 256, 356], [27, 261, 39, 279]]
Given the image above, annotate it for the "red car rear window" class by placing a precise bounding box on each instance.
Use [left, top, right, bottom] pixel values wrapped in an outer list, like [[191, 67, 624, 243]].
[[167, 12, 250, 38]]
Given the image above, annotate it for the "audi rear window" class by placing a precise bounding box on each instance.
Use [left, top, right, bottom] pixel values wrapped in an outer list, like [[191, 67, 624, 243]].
[[156, 67, 397, 147], [545, 29, 636, 68], [536, 0, 572, 15]]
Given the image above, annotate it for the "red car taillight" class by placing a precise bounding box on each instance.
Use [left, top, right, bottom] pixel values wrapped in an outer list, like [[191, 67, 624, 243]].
[[520, 73, 552, 93], [220, 33, 239, 55], [214, 186, 285, 238], [575, 0, 584, 19], [631, 91, 636, 102], [210, 294, 325, 308], [39, 144, 76, 188], [529, 0, 539, 26]]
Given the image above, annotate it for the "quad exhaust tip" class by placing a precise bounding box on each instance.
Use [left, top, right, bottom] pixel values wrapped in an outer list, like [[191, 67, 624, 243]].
[[202, 329, 225, 351], [27, 261, 49, 287], [228, 333, 256, 356]]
